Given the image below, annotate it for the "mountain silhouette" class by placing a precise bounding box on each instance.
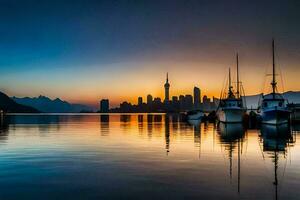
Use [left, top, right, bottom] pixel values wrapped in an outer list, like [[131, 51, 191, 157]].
[[12, 95, 94, 113], [0, 92, 39, 113], [244, 91, 300, 109]]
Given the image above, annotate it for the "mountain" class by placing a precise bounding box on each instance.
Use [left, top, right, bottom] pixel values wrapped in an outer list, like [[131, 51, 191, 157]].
[[282, 91, 300, 104], [0, 92, 39, 113], [12, 95, 94, 113], [244, 91, 300, 109]]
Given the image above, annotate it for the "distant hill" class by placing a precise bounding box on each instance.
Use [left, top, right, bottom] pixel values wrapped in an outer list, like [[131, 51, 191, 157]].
[[244, 91, 300, 109], [0, 92, 39, 113], [12, 95, 94, 113], [282, 91, 300, 104]]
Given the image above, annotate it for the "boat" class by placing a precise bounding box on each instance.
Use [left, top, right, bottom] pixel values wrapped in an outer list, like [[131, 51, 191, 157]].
[[217, 54, 246, 123], [186, 109, 204, 120], [259, 40, 290, 125]]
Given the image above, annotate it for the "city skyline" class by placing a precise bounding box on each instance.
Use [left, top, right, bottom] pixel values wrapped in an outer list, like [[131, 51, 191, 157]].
[[105, 73, 218, 113], [0, 0, 300, 107]]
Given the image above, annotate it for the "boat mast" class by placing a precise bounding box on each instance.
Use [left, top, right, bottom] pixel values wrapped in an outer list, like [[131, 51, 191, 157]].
[[236, 53, 240, 98], [271, 39, 277, 97], [229, 68, 231, 88]]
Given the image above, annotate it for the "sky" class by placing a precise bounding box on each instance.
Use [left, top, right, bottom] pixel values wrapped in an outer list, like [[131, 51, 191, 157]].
[[0, 0, 299, 107]]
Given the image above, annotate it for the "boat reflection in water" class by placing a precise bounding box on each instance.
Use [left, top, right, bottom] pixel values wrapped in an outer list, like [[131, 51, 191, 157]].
[[217, 122, 245, 193], [259, 124, 295, 200], [218, 123, 245, 142], [187, 119, 201, 127], [187, 119, 202, 158]]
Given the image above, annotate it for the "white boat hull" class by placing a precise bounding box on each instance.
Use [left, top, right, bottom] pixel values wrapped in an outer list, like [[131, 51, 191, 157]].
[[217, 108, 245, 123]]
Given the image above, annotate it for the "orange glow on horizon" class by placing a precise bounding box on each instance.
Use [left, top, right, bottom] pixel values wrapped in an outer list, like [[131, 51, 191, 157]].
[[3, 51, 299, 108]]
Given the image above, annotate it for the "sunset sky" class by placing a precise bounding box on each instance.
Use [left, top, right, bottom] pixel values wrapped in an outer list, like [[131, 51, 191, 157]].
[[0, 0, 299, 107]]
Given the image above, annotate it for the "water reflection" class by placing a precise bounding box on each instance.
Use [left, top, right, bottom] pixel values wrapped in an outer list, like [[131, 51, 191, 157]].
[[0, 115, 9, 143], [146, 114, 153, 138], [100, 115, 109, 136], [0, 114, 298, 200], [171, 114, 179, 132], [138, 115, 144, 134], [165, 115, 170, 155], [188, 119, 202, 158], [218, 123, 245, 142], [217, 123, 245, 193], [260, 124, 294, 152], [120, 114, 131, 123], [260, 124, 295, 200]]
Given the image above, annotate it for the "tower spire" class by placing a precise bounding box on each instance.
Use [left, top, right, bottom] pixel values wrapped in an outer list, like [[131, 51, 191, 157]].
[[164, 72, 170, 102], [229, 68, 232, 90], [166, 72, 169, 83]]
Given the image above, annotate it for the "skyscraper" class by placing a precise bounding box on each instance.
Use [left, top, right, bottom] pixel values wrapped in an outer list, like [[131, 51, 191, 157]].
[[193, 87, 201, 109], [179, 95, 185, 111], [172, 96, 178, 102], [153, 97, 162, 103], [203, 95, 211, 111], [185, 95, 193, 110], [164, 73, 170, 102], [100, 99, 109, 113], [138, 97, 143, 106], [147, 94, 153, 105]]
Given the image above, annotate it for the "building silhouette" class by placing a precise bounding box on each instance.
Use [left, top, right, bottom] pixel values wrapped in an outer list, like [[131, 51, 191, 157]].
[[153, 97, 162, 104], [172, 96, 178, 102], [138, 97, 143, 106], [179, 95, 185, 110], [119, 101, 132, 112], [109, 74, 217, 113], [194, 87, 201, 109], [185, 95, 193, 110], [147, 94, 153, 105], [100, 99, 109, 113], [164, 73, 170, 102], [171, 96, 180, 111]]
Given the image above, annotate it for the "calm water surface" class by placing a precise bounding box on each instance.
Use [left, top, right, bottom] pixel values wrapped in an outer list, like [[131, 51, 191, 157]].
[[0, 114, 299, 200]]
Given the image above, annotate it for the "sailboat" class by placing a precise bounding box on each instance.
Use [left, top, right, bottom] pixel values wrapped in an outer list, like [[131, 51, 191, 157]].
[[217, 54, 246, 123], [259, 40, 290, 125]]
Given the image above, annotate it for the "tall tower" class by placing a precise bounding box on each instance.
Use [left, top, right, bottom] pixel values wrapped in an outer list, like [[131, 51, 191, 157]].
[[164, 73, 170, 102], [100, 99, 109, 113], [193, 87, 200, 108]]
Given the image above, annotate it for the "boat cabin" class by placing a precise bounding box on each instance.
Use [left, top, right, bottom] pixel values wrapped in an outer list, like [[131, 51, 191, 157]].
[[262, 93, 286, 109], [220, 98, 243, 108]]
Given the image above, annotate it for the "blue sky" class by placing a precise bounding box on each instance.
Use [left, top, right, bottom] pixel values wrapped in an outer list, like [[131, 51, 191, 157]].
[[0, 0, 299, 106]]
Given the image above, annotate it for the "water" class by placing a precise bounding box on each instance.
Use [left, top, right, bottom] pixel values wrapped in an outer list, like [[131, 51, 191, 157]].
[[0, 114, 299, 200]]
